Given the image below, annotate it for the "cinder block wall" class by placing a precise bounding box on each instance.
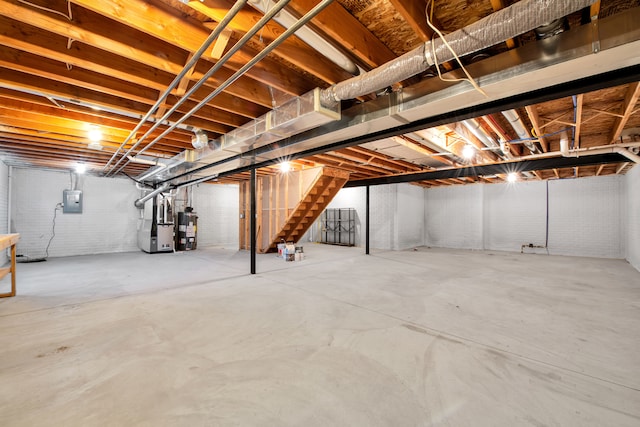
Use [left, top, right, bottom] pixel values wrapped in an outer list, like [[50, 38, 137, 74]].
[[626, 165, 640, 271], [424, 175, 625, 259], [11, 168, 140, 258]]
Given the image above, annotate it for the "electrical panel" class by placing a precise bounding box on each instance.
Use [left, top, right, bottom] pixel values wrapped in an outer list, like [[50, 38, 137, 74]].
[[63, 190, 83, 214]]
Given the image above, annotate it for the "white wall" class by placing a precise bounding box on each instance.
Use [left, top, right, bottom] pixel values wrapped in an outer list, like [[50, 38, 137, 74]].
[[424, 184, 483, 249], [626, 165, 640, 271], [191, 183, 239, 249], [424, 175, 626, 259], [321, 187, 366, 246], [10, 168, 241, 258], [549, 175, 623, 258], [312, 183, 424, 250], [370, 185, 397, 249], [483, 181, 547, 252], [396, 183, 425, 250], [11, 168, 140, 258]]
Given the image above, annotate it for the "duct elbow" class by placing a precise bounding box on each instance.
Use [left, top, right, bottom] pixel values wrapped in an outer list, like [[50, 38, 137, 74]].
[[134, 183, 170, 209]]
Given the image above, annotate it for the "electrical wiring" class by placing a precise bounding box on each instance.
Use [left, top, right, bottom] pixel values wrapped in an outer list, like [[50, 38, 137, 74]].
[[508, 127, 573, 145], [18, 0, 74, 69], [45, 203, 63, 259], [17, 0, 72, 21], [425, 0, 488, 98]]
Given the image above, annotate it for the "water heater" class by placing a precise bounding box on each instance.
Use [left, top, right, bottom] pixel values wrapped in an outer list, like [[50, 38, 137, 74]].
[[175, 210, 197, 251]]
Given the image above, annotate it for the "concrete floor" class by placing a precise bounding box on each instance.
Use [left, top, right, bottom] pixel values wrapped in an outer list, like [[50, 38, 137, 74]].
[[0, 245, 639, 426]]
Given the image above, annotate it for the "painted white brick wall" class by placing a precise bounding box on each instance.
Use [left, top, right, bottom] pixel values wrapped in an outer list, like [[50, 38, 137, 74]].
[[370, 185, 397, 249], [424, 175, 625, 258], [11, 168, 139, 258], [318, 186, 365, 246], [625, 165, 640, 271], [549, 175, 623, 258], [0, 162, 8, 266], [191, 183, 239, 249], [484, 181, 547, 252], [313, 183, 420, 250], [396, 184, 425, 250], [424, 184, 483, 249]]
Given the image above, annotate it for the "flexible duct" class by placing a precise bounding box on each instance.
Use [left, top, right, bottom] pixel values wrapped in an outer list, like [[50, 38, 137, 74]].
[[321, 0, 595, 105], [134, 183, 170, 209]]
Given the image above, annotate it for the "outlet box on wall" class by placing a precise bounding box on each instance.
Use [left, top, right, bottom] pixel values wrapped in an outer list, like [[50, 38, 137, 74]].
[[63, 190, 83, 214]]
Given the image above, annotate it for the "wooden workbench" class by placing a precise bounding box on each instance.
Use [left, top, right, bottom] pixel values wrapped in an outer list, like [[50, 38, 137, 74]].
[[0, 234, 20, 298]]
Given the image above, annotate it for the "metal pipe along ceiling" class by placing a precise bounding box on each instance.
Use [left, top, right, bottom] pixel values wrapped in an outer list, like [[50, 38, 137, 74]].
[[134, 183, 170, 209], [502, 109, 538, 154], [321, 0, 596, 105], [110, 0, 335, 177], [146, 0, 640, 187], [103, 0, 251, 175], [106, 0, 288, 176]]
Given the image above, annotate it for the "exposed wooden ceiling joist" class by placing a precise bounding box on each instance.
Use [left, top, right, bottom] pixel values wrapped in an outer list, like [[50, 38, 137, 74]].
[[0, 0, 637, 183]]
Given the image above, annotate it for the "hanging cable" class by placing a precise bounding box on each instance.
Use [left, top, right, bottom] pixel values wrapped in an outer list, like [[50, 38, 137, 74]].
[[425, 0, 487, 97], [17, 0, 74, 69], [18, 0, 72, 21], [45, 203, 63, 259]]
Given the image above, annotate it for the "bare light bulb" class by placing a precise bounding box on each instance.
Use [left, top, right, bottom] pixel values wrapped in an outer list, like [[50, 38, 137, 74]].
[[462, 145, 475, 159], [75, 163, 87, 174], [507, 172, 518, 183], [279, 161, 291, 173], [88, 127, 102, 142]]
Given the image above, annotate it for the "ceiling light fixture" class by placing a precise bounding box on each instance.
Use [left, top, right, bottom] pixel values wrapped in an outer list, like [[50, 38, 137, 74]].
[[75, 163, 87, 174], [88, 126, 102, 142], [279, 161, 291, 173], [507, 172, 518, 183], [462, 145, 475, 159]]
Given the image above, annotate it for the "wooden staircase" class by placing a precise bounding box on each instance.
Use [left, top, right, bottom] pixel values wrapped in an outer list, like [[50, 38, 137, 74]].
[[261, 167, 350, 253]]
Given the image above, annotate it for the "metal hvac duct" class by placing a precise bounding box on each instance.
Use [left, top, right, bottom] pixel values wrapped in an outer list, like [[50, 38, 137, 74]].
[[141, 1, 640, 187], [134, 183, 170, 209], [321, 0, 595, 105]]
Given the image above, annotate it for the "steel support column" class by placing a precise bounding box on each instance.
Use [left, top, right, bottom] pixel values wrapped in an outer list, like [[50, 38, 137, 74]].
[[250, 167, 256, 274], [365, 185, 370, 255]]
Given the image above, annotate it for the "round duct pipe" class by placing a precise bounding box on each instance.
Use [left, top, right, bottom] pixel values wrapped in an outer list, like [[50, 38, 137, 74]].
[[534, 18, 569, 39], [191, 129, 209, 149], [134, 183, 171, 209]]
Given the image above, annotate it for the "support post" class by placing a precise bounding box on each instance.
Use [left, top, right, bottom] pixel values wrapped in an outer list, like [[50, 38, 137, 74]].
[[250, 168, 257, 274], [365, 185, 370, 255]]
